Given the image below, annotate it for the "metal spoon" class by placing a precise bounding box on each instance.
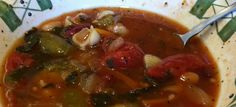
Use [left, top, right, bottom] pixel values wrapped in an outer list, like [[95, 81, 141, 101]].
[[178, 2, 236, 45]]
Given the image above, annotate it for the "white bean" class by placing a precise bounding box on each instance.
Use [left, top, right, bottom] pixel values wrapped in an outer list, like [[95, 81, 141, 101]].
[[180, 72, 199, 84], [144, 54, 162, 69]]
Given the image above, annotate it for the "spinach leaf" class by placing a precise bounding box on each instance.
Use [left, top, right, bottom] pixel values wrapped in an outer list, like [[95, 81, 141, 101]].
[[5, 68, 28, 84], [16, 28, 40, 52], [5, 64, 44, 86]]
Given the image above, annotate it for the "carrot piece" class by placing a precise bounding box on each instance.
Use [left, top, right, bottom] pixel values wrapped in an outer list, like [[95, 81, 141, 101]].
[[142, 99, 168, 107], [95, 28, 116, 37]]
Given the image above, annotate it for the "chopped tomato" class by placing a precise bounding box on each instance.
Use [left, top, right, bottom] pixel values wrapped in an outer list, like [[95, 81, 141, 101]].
[[147, 54, 208, 79], [102, 42, 144, 69], [5, 52, 34, 73]]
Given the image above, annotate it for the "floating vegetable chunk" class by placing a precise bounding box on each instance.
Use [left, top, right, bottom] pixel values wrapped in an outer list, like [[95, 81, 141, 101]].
[[72, 26, 101, 50], [103, 42, 144, 69], [147, 54, 208, 80], [39, 32, 72, 55]]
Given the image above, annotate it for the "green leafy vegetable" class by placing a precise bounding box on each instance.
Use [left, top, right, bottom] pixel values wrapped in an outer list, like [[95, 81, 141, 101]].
[[39, 32, 72, 55], [144, 75, 159, 86], [128, 86, 157, 96], [5, 68, 28, 85], [43, 59, 86, 72], [17, 28, 40, 52], [51, 27, 64, 36], [42, 59, 86, 85], [65, 71, 79, 85], [93, 15, 114, 27], [63, 89, 87, 107], [91, 93, 112, 107], [5, 65, 44, 86]]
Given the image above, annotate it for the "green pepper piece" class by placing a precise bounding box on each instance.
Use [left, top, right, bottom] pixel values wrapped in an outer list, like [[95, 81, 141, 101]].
[[39, 32, 72, 55], [63, 89, 87, 107], [93, 15, 114, 27]]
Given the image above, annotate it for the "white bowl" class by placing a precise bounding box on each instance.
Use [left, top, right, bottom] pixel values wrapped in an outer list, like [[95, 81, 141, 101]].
[[0, 0, 235, 107]]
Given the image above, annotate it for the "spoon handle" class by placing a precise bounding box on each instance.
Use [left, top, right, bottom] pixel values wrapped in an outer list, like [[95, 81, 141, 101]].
[[181, 2, 236, 45]]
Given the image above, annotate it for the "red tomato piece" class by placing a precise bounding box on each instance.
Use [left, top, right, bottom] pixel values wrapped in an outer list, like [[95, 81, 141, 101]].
[[102, 42, 144, 69], [5, 52, 34, 73], [147, 54, 208, 79]]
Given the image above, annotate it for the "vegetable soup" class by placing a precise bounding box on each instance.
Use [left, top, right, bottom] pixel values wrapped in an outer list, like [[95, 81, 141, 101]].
[[1, 8, 220, 107]]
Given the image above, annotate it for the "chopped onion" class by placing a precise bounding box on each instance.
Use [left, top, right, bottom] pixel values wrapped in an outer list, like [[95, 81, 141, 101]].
[[144, 54, 162, 69], [41, 21, 62, 31], [184, 85, 212, 106], [72, 26, 101, 50], [108, 23, 128, 36], [80, 74, 103, 94], [97, 10, 115, 19], [108, 37, 125, 52], [113, 23, 128, 35], [89, 26, 101, 45]]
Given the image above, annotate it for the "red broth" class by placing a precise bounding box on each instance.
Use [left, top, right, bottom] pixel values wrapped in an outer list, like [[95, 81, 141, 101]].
[[1, 8, 219, 107]]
